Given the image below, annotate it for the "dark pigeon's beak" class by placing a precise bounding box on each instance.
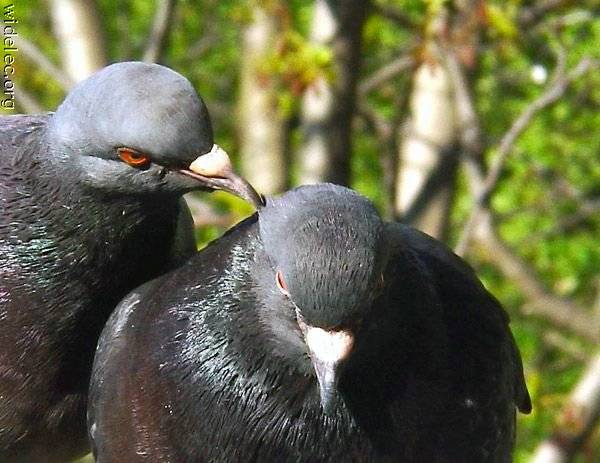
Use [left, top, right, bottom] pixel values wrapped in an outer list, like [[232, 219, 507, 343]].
[[179, 144, 264, 209], [303, 325, 354, 414]]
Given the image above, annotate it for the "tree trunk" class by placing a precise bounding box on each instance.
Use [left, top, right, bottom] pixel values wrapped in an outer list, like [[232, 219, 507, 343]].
[[394, 48, 458, 239], [394, 3, 458, 240], [50, 0, 107, 82], [297, 0, 371, 186], [143, 0, 176, 64], [394, 1, 483, 240], [237, 5, 287, 195]]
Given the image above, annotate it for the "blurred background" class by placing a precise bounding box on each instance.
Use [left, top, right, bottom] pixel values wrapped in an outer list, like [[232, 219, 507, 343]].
[[2, 0, 599, 461]]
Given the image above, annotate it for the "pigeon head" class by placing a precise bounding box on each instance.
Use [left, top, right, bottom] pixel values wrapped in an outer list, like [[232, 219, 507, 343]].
[[47, 61, 260, 205], [258, 184, 387, 412]]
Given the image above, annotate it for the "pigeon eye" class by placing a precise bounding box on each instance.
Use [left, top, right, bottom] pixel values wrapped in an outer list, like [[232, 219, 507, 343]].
[[275, 271, 289, 296], [118, 147, 151, 168]]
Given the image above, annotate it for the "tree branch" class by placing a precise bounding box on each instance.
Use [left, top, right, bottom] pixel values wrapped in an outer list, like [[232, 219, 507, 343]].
[[372, 2, 418, 30], [444, 48, 486, 193], [449, 44, 599, 341], [519, 196, 600, 246], [358, 54, 415, 96], [474, 216, 600, 343], [455, 56, 597, 256], [543, 330, 588, 362], [518, 0, 574, 27], [185, 33, 220, 62], [357, 101, 398, 219], [531, 352, 600, 463], [13, 35, 75, 91], [143, 0, 176, 63], [356, 101, 393, 139], [14, 87, 45, 114], [357, 58, 411, 219]]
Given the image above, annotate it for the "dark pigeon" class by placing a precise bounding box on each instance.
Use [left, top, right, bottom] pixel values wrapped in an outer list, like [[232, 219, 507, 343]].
[[0, 62, 260, 462], [88, 183, 531, 463]]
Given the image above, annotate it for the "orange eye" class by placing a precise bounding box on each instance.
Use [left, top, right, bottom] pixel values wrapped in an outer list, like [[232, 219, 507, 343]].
[[276, 271, 289, 295], [118, 147, 151, 168]]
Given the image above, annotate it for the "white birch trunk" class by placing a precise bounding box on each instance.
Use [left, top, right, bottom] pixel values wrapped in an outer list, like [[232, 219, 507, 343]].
[[395, 50, 457, 238], [297, 0, 369, 186], [297, 0, 336, 185], [237, 6, 286, 195], [50, 0, 107, 82]]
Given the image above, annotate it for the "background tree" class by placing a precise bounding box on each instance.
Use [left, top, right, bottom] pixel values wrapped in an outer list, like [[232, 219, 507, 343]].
[[50, 0, 107, 81], [237, 1, 287, 194], [5, 1, 599, 461], [297, 0, 371, 185]]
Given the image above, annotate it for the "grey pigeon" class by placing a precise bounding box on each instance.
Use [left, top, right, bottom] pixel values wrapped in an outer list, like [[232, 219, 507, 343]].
[[88, 183, 530, 463], [0, 61, 260, 462]]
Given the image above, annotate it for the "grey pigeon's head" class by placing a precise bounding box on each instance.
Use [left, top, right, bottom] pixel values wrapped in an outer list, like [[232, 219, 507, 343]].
[[47, 62, 260, 205], [258, 184, 387, 412]]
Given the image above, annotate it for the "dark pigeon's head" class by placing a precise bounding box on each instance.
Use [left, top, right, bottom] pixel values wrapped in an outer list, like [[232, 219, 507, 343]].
[[47, 61, 260, 205], [258, 184, 387, 411]]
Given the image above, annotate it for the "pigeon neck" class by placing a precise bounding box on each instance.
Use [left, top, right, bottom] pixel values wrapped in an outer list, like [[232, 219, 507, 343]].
[[31, 125, 83, 180]]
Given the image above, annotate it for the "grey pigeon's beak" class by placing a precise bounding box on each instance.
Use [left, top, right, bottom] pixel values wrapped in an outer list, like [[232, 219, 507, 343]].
[[303, 325, 354, 414], [179, 144, 264, 209]]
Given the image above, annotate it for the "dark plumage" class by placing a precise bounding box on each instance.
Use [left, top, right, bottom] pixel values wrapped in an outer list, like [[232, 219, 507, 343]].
[[88, 184, 531, 463], [0, 62, 260, 462]]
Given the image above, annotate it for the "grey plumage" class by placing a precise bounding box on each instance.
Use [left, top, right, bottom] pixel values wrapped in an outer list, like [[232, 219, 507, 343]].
[[0, 62, 258, 462], [89, 184, 530, 462]]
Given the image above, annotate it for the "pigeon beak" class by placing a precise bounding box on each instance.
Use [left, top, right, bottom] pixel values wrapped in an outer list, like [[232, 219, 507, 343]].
[[303, 325, 354, 414], [179, 144, 264, 209]]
